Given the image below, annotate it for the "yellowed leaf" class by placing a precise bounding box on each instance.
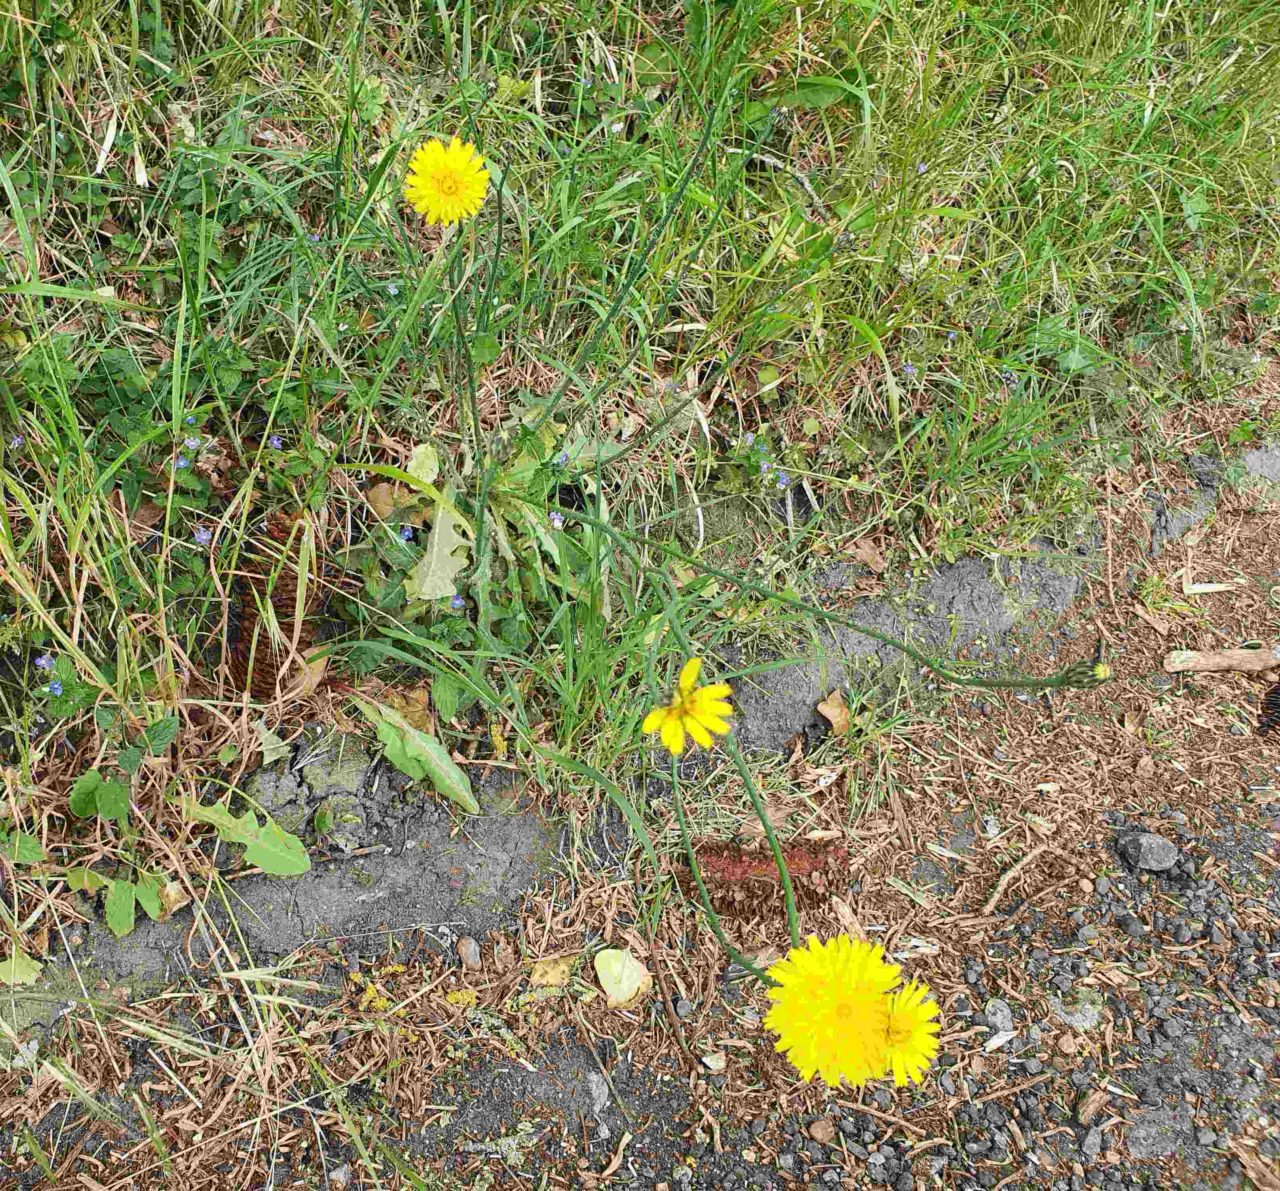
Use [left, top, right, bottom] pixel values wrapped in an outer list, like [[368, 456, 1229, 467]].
[[593, 947, 652, 1010], [529, 955, 575, 988], [387, 685, 435, 733], [817, 689, 850, 735], [159, 881, 189, 921], [367, 482, 419, 521]]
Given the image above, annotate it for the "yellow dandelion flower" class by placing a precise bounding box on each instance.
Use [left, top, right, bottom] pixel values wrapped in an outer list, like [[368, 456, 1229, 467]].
[[764, 935, 901, 1088], [642, 657, 734, 756], [404, 136, 490, 226], [884, 979, 941, 1086]]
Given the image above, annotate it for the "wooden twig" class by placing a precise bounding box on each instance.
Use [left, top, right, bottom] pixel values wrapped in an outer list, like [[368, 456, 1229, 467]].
[[1163, 644, 1280, 674], [983, 845, 1048, 914]]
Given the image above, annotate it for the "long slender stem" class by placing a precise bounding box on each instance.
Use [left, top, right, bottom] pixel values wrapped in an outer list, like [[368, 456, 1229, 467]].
[[670, 762, 774, 986], [725, 735, 800, 948]]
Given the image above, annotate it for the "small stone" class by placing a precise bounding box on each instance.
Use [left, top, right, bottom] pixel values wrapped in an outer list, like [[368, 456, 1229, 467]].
[[752, 1117, 767, 1137], [456, 936, 482, 970], [1210, 924, 1227, 945], [675, 997, 695, 1019], [328, 1165, 352, 1190], [1119, 832, 1179, 872], [1058, 1034, 1080, 1056], [1117, 913, 1147, 939], [984, 998, 1015, 1034], [1024, 1057, 1043, 1075], [809, 1117, 837, 1145], [1094, 877, 1111, 896], [1082, 1128, 1103, 1162], [1197, 1129, 1217, 1147], [1174, 923, 1193, 944], [1160, 1020, 1185, 1040], [700, 1051, 727, 1073], [777, 1153, 796, 1172]]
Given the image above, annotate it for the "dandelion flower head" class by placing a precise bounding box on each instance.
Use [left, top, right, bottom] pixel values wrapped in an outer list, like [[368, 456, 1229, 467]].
[[764, 935, 901, 1088], [404, 137, 490, 226], [642, 657, 733, 756], [884, 979, 941, 1087]]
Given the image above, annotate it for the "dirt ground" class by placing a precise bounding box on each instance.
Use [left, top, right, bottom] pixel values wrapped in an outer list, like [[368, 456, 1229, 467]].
[[1, 387, 1278, 1189]]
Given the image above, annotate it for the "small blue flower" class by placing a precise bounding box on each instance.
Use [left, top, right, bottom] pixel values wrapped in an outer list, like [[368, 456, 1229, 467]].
[[903, 363, 918, 379], [9, 434, 24, 449], [759, 459, 773, 474], [185, 414, 196, 425], [450, 594, 465, 610], [555, 450, 569, 467], [308, 233, 321, 243], [947, 330, 957, 343], [1000, 369, 1016, 385], [776, 472, 791, 490], [47, 679, 63, 697], [399, 525, 414, 541], [744, 432, 755, 447], [34, 653, 54, 671], [267, 434, 284, 451], [183, 435, 201, 451], [549, 511, 565, 530], [387, 282, 400, 296], [917, 161, 928, 175], [175, 456, 190, 470], [194, 526, 213, 546]]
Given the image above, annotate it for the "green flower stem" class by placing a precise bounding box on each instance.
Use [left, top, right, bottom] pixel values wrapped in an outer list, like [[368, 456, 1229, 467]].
[[670, 761, 775, 986], [724, 734, 800, 949]]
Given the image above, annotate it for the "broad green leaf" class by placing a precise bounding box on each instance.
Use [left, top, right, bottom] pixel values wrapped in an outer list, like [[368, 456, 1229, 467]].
[[0, 949, 41, 986], [470, 332, 500, 366], [634, 42, 677, 88], [69, 770, 103, 818], [767, 76, 846, 109], [133, 873, 164, 921], [405, 503, 469, 603], [187, 801, 311, 876], [96, 778, 130, 824], [117, 746, 144, 774], [406, 442, 440, 487], [105, 879, 137, 938], [142, 714, 179, 754], [352, 697, 478, 814], [65, 867, 109, 894], [1, 831, 45, 865], [432, 673, 463, 722]]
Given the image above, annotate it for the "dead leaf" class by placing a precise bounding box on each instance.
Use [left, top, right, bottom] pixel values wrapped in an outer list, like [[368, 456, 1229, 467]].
[[1077, 1088, 1109, 1126], [529, 955, 575, 988], [848, 537, 887, 574], [159, 881, 190, 921], [366, 482, 421, 521], [387, 685, 435, 733], [491, 933, 518, 973], [817, 689, 850, 735], [593, 947, 652, 1009], [1131, 605, 1172, 636]]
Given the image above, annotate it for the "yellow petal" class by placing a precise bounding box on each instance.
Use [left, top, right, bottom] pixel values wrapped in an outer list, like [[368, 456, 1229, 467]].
[[692, 713, 731, 736], [642, 707, 666, 734], [678, 657, 702, 694], [683, 716, 713, 748], [660, 716, 685, 756], [699, 682, 732, 699], [692, 695, 734, 718]]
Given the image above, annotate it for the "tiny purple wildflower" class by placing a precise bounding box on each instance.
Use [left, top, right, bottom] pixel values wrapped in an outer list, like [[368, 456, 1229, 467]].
[[759, 459, 773, 474], [48, 679, 63, 697], [267, 434, 284, 450], [450, 594, 465, 610], [776, 472, 790, 489], [185, 414, 196, 425], [175, 456, 190, 470], [549, 511, 566, 530], [308, 233, 321, 243], [194, 526, 213, 546], [1000, 369, 1016, 385], [387, 283, 400, 296], [9, 434, 24, 449], [917, 161, 928, 175], [744, 432, 755, 447], [34, 653, 54, 671], [555, 450, 569, 467], [183, 435, 201, 451], [947, 330, 957, 343], [399, 525, 414, 541], [902, 363, 918, 379]]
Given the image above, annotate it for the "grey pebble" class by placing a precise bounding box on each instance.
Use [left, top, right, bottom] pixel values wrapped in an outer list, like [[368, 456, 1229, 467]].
[[1197, 1129, 1217, 1147], [1119, 832, 1180, 872]]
